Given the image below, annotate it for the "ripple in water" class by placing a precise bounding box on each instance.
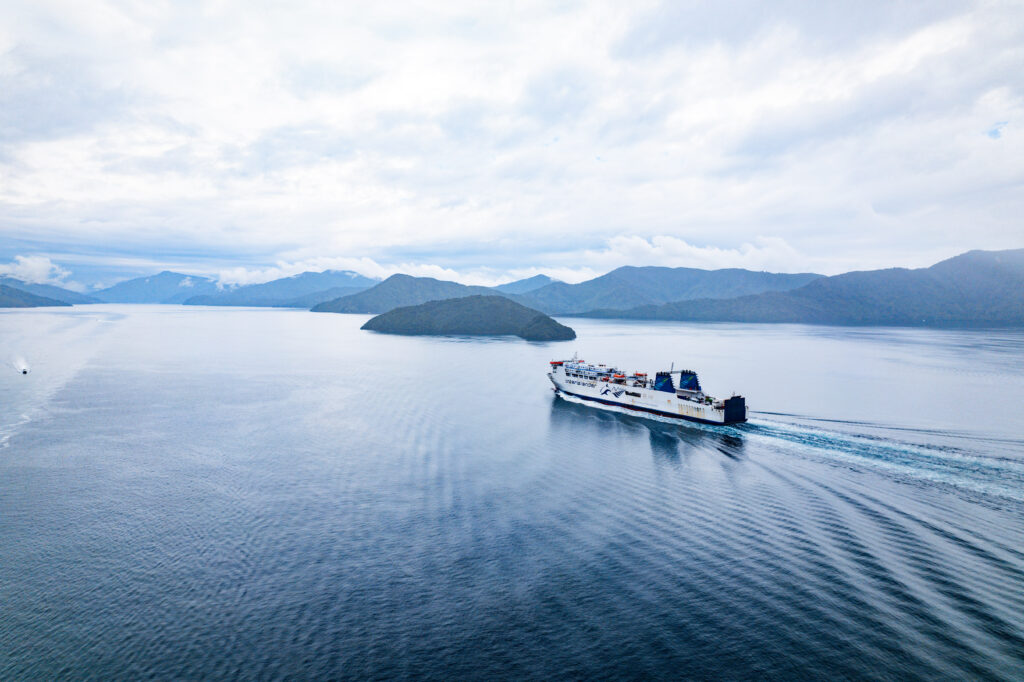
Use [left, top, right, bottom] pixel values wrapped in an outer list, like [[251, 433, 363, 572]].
[[0, 308, 1022, 679]]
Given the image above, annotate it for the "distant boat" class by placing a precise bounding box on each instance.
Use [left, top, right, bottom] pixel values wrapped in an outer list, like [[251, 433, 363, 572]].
[[548, 356, 747, 426]]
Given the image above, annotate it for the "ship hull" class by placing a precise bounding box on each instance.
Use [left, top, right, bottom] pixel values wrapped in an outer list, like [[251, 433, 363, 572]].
[[549, 372, 746, 426]]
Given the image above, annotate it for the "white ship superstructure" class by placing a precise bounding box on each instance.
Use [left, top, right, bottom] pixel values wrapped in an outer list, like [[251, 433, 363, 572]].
[[548, 357, 747, 426]]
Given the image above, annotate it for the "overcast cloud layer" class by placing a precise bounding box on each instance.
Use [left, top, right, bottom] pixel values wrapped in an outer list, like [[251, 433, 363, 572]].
[[1, 0, 1022, 287]]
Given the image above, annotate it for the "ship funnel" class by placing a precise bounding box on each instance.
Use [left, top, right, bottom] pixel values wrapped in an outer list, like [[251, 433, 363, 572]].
[[677, 371, 701, 393], [654, 372, 675, 393]]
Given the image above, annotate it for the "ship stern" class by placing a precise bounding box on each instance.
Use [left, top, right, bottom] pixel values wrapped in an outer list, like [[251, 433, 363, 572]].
[[723, 396, 747, 424]]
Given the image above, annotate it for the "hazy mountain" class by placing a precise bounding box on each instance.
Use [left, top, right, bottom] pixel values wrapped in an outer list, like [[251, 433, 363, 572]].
[[0, 277, 98, 304], [492, 274, 558, 294], [0, 283, 71, 308], [184, 270, 377, 307], [94, 271, 220, 303], [275, 286, 375, 309], [362, 295, 575, 341], [311, 274, 498, 313], [516, 266, 823, 314], [580, 249, 1024, 327]]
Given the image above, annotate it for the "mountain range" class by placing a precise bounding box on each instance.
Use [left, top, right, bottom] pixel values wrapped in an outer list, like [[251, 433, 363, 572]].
[[93, 271, 220, 303], [0, 277, 98, 304], [580, 249, 1024, 327], [0, 283, 70, 308], [492, 274, 558, 294], [3, 249, 1023, 328], [514, 266, 822, 314], [311, 274, 499, 313], [311, 266, 821, 315], [183, 270, 378, 307]]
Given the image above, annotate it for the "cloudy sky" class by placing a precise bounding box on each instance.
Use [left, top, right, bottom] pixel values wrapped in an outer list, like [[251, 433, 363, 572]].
[[1, 0, 1022, 289]]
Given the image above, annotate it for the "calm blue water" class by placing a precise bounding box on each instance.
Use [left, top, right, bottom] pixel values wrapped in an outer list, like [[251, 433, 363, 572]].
[[2, 305, 1023, 680]]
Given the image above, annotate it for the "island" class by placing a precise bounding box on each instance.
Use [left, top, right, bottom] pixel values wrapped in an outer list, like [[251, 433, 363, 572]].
[[360, 295, 576, 341]]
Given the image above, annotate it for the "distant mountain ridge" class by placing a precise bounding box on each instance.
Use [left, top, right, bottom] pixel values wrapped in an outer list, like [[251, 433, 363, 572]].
[[312, 274, 498, 313], [516, 266, 823, 314], [13, 249, 1021, 327], [184, 270, 378, 307], [274, 286, 373, 309], [94, 271, 220, 303], [580, 249, 1024, 327], [362, 295, 576, 341], [0, 283, 71, 308], [0, 277, 98, 304], [493, 274, 558, 294], [312, 267, 820, 315]]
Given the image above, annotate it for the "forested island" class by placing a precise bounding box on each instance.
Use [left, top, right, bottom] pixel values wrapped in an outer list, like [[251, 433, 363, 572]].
[[360, 295, 576, 341]]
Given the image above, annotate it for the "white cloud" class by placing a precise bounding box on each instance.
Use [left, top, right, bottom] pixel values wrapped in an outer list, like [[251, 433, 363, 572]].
[[211, 235, 813, 288], [0, 255, 81, 288], [575, 236, 813, 273], [217, 257, 523, 288], [0, 1, 1022, 283]]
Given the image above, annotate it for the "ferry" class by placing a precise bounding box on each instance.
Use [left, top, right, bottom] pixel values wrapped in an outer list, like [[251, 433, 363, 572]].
[[548, 356, 747, 426]]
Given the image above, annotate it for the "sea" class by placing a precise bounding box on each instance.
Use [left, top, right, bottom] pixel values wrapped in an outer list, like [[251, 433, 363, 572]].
[[2, 305, 1023, 680]]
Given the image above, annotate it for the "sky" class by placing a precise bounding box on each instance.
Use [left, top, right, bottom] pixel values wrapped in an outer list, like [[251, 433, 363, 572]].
[[1, 0, 1022, 290]]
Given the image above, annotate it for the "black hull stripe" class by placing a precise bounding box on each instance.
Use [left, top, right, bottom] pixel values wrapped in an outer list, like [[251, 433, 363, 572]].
[[557, 388, 746, 426]]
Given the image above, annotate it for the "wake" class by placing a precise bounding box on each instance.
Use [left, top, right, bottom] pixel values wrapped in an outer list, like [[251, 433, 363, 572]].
[[8, 354, 29, 373], [555, 391, 1024, 502], [744, 416, 1024, 503]]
